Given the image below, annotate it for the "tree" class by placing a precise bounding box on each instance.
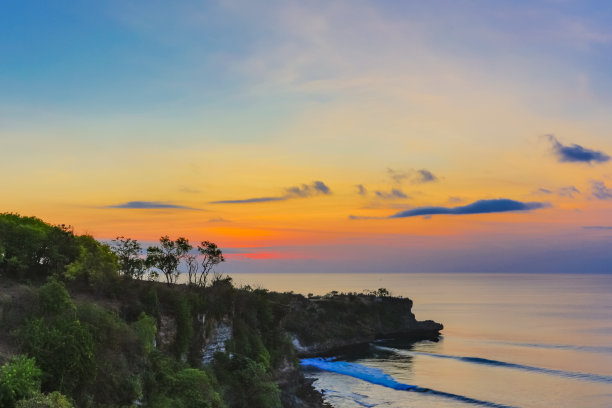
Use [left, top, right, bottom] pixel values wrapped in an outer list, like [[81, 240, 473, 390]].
[[0, 214, 80, 280], [146, 236, 192, 285], [64, 235, 119, 290], [185, 253, 199, 286], [196, 241, 225, 287], [110, 236, 145, 280]]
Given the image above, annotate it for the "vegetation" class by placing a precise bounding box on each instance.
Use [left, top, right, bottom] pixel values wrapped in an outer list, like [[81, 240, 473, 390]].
[[1, 212, 429, 407], [0, 213, 320, 408]]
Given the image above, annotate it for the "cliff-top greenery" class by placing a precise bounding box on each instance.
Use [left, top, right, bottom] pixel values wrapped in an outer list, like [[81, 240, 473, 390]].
[[0, 213, 313, 408], [0, 213, 436, 408]]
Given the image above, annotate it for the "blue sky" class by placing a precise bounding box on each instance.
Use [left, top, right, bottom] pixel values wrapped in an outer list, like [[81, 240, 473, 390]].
[[1, 0, 611, 273]]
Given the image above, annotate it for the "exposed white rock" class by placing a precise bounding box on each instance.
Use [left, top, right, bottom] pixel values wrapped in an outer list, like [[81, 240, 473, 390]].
[[202, 319, 232, 364]]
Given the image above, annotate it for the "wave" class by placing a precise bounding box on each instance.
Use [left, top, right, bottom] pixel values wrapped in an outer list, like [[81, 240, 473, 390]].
[[375, 346, 612, 383], [319, 389, 376, 407], [494, 341, 612, 355], [301, 358, 518, 408]]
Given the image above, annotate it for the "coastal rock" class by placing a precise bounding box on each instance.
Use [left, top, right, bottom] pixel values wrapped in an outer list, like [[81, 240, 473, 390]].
[[283, 294, 443, 356]]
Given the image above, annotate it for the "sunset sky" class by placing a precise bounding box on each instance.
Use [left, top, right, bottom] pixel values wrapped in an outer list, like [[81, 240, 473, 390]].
[[2, 0, 611, 273]]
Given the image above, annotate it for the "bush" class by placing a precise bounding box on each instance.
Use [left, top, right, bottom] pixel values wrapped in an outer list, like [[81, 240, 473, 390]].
[[19, 317, 95, 395], [0, 355, 42, 408], [64, 235, 119, 292], [132, 312, 157, 353], [16, 391, 74, 408], [37, 279, 75, 317]]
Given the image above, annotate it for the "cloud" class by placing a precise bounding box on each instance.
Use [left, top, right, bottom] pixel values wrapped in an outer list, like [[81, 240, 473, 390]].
[[387, 168, 409, 184], [209, 217, 231, 223], [387, 168, 438, 184], [375, 189, 409, 199], [536, 186, 580, 198], [106, 201, 202, 210], [583, 226, 612, 230], [210, 197, 286, 204], [558, 186, 580, 198], [389, 198, 548, 218], [414, 169, 437, 183], [210, 181, 331, 204], [179, 186, 201, 194], [448, 196, 464, 203], [356, 184, 367, 195], [592, 180, 612, 200], [547, 135, 610, 164]]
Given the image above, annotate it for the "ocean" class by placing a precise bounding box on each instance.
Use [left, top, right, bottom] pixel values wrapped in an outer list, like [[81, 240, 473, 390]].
[[230, 273, 612, 408]]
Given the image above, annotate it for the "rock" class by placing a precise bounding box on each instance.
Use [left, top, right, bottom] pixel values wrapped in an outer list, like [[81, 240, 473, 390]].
[[201, 318, 232, 364], [283, 294, 443, 356]]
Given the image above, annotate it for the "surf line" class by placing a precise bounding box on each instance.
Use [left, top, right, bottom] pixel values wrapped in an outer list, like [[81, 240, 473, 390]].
[[375, 345, 612, 384], [301, 358, 518, 408]]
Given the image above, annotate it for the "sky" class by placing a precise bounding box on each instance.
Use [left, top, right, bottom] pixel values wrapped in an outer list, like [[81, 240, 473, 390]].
[[1, 0, 611, 273]]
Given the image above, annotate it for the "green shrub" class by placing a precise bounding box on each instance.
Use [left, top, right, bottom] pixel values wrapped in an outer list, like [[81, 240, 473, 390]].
[[64, 235, 119, 292], [0, 355, 42, 407], [20, 317, 95, 395], [38, 279, 75, 316], [76, 303, 146, 406], [132, 312, 157, 353], [15, 391, 73, 408], [214, 355, 281, 408]]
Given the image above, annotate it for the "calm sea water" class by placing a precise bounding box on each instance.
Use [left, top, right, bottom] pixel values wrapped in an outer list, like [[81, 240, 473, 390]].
[[230, 273, 612, 408]]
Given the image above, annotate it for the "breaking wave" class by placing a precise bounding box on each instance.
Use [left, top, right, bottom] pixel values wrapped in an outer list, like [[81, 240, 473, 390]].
[[301, 358, 518, 408]]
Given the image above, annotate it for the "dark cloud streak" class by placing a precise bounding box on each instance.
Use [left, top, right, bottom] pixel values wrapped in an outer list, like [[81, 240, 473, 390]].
[[389, 199, 547, 218], [106, 201, 202, 210], [210, 181, 331, 204], [547, 135, 610, 164]]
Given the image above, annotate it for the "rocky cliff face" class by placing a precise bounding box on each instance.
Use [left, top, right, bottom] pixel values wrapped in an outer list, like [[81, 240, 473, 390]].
[[201, 317, 232, 364], [282, 294, 443, 356]]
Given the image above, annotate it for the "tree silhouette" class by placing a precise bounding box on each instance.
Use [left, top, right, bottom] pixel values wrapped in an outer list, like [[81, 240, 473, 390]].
[[146, 236, 192, 285]]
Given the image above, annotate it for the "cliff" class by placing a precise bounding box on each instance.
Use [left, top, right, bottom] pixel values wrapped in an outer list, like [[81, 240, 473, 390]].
[[281, 293, 443, 356], [0, 278, 441, 408]]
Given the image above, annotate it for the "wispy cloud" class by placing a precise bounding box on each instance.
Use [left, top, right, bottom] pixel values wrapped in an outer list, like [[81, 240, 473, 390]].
[[558, 186, 580, 198], [583, 226, 612, 230], [536, 185, 580, 198], [387, 168, 409, 184], [179, 186, 201, 194], [375, 189, 409, 200], [387, 168, 438, 184], [210, 181, 332, 204], [106, 201, 202, 210], [389, 199, 547, 218], [547, 135, 610, 164], [592, 180, 612, 200], [356, 184, 367, 196], [209, 217, 231, 223]]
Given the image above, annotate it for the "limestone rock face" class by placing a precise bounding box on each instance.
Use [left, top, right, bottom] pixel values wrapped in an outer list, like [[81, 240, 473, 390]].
[[201, 318, 232, 364]]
